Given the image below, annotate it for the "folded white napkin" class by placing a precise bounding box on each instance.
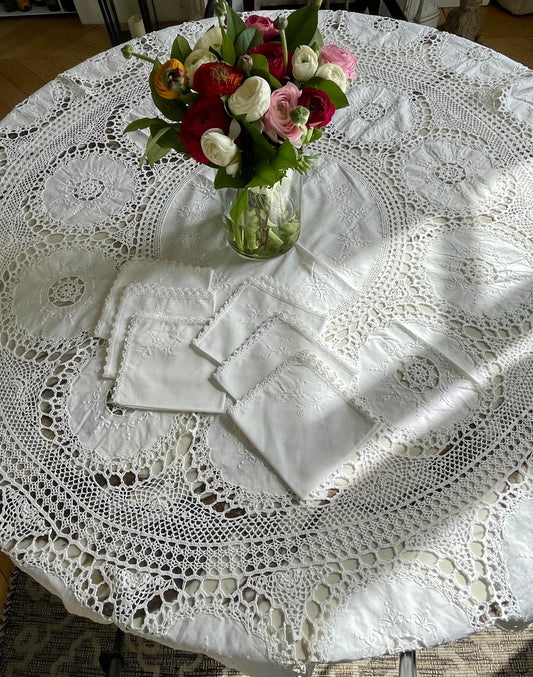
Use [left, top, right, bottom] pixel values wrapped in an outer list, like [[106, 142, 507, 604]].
[[95, 259, 213, 339], [213, 312, 355, 400], [110, 313, 226, 414], [193, 276, 328, 364], [103, 282, 216, 379], [228, 351, 375, 498]]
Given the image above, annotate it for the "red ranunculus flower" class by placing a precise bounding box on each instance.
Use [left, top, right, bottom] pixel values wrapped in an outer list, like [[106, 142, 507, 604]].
[[245, 15, 280, 41], [193, 62, 244, 96], [180, 96, 231, 164], [249, 42, 292, 81], [299, 87, 335, 128]]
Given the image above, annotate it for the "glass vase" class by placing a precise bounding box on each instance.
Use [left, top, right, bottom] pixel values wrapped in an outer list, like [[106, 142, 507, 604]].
[[220, 170, 302, 260]]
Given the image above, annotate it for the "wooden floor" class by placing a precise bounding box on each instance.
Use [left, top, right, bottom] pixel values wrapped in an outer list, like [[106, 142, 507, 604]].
[[0, 2, 532, 119]]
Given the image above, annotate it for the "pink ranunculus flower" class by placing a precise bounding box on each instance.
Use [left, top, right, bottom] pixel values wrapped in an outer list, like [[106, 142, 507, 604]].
[[244, 15, 280, 41], [319, 45, 357, 80], [262, 82, 304, 148]]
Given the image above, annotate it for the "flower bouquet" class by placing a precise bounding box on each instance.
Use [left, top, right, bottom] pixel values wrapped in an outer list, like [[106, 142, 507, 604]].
[[123, 0, 356, 258]]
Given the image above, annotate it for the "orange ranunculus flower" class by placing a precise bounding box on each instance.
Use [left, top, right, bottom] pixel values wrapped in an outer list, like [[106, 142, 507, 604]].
[[193, 62, 244, 96], [154, 58, 186, 99]]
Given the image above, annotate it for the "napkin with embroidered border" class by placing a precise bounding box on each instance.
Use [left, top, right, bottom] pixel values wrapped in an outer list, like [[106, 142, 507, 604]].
[[110, 312, 226, 413], [95, 258, 213, 340], [212, 312, 355, 401], [103, 282, 216, 379], [228, 350, 375, 499], [192, 276, 328, 365]]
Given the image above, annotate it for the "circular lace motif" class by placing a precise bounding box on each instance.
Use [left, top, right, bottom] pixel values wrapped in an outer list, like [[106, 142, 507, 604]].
[[395, 355, 440, 393], [373, 17, 399, 31], [13, 248, 116, 338], [48, 276, 86, 306], [423, 227, 533, 314], [358, 324, 478, 435], [433, 162, 467, 186], [42, 154, 135, 224], [403, 138, 503, 210]]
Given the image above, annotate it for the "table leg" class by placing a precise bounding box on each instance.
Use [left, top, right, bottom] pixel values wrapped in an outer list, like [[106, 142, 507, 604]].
[[399, 650, 417, 677], [99, 628, 125, 677]]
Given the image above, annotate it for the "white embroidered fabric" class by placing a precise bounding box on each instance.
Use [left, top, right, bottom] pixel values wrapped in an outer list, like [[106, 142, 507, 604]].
[[213, 312, 355, 400], [0, 9, 533, 677], [111, 313, 227, 413], [95, 259, 213, 340], [193, 276, 328, 364], [104, 282, 216, 378], [229, 351, 375, 498]]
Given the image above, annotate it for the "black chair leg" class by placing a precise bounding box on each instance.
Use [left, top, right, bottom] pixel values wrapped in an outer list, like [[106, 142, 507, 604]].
[[399, 650, 417, 677], [99, 628, 125, 677], [97, 0, 129, 45]]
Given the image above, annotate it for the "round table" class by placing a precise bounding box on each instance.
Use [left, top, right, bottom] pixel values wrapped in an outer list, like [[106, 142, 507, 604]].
[[1, 10, 533, 677]]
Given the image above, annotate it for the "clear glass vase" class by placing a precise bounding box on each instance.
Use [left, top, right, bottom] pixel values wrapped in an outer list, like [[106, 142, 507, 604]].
[[220, 170, 302, 260]]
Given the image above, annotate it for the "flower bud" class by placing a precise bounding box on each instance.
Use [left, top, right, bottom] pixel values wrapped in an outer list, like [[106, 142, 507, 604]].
[[121, 44, 133, 59], [237, 54, 253, 75], [273, 15, 288, 31], [290, 106, 310, 127], [215, 0, 227, 17]]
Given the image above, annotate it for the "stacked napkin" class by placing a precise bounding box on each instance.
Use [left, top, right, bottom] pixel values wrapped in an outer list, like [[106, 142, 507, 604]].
[[193, 278, 376, 497], [96, 263, 375, 497], [95, 259, 226, 413]]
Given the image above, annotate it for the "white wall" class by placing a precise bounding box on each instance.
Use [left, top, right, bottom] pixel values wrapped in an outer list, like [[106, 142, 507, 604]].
[[74, 0, 205, 24]]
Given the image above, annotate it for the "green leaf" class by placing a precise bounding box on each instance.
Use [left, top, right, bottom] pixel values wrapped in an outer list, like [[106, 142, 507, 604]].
[[124, 117, 164, 133], [310, 32, 324, 52], [242, 121, 277, 159], [179, 91, 199, 107], [303, 77, 349, 109], [250, 54, 282, 89], [309, 127, 323, 143], [149, 63, 187, 121], [171, 35, 192, 63], [143, 125, 185, 166], [271, 139, 298, 172], [234, 26, 262, 59], [214, 168, 247, 190], [225, 4, 247, 41], [254, 162, 276, 186], [285, 4, 319, 52], [157, 127, 185, 152], [221, 30, 236, 65], [277, 139, 298, 163]]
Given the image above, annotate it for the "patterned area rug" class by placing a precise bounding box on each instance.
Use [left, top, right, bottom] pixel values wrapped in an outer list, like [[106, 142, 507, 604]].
[[1, 568, 533, 677]]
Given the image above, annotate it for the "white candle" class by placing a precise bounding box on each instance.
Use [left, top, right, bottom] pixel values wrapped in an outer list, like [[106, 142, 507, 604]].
[[128, 14, 146, 38]]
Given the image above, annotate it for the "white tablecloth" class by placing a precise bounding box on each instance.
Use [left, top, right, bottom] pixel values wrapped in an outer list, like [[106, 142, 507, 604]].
[[0, 10, 533, 677]]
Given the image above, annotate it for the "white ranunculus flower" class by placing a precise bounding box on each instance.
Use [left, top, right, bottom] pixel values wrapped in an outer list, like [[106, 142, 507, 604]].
[[201, 128, 241, 176], [292, 45, 319, 81], [315, 62, 347, 92], [194, 26, 223, 52], [184, 49, 219, 85], [228, 76, 271, 122]]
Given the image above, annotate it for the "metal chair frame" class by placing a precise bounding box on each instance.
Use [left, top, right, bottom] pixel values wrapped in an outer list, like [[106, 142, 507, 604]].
[[97, 0, 158, 46]]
